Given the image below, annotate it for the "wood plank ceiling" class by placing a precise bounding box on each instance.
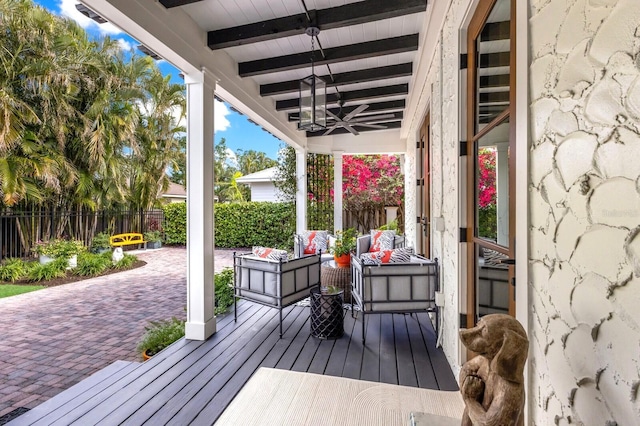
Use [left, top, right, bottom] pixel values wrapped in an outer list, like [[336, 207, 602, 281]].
[[81, 0, 511, 139], [152, 0, 426, 137]]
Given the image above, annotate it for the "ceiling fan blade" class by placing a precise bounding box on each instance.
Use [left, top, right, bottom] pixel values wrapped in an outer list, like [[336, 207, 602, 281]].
[[326, 110, 341, 121], [348, 113, 396, 123], [323, 123, 340, 136], [352, 123, 387, 129], [343, 122, 359, 135], [343, 104, 369, 122]]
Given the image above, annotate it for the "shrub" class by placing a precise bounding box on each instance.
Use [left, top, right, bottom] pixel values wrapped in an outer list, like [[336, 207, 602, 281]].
[[215, 268, 235, 315], [0, 259, 27, 283], [144, 230, 162, 243], [33, 239, 85, 259], [163, 201, 295, 249], [76, 252, 111, 276], [28, 258, 67, 282], [478, 204, 497, 240], [163, 202, 187, 244], [115, 253, 137, 269], [215, 202, 295, 249], [91, 232, 111, 251], [136, 317, 185, 357], [379, 219, 398, 231]]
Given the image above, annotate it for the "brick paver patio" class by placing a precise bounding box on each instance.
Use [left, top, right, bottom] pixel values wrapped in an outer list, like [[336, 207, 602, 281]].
[[0, 247, 236, 418]]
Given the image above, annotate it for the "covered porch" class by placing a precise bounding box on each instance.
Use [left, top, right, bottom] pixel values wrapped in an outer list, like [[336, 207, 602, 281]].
[[11, 301, 458, 424], [75, 0, 433, 346]]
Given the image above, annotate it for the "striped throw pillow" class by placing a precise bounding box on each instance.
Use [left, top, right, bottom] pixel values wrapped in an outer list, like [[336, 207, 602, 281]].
[[360, 247, 413, 265], [301, 230, 328, 254], [369, 229, 396, 252], [252, 246, 288, 262]]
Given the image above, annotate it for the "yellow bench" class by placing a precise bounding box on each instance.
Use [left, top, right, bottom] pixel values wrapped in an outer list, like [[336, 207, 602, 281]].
[[109, 233, 145, 248]]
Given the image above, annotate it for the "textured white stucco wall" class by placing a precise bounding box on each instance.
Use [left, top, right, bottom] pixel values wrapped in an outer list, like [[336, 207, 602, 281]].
[[529, 0, 640, 423], [412, 0, 467, 376]]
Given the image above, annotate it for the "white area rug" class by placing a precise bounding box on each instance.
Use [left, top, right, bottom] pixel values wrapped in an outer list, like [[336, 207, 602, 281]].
[[216, 368, 464, 425]]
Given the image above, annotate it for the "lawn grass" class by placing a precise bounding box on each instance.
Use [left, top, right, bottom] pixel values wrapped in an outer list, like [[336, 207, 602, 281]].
[[0, 284, 46, 299]]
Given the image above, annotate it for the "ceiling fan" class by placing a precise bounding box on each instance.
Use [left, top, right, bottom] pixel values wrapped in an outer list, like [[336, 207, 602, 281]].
[[323, 101, 396, 136]]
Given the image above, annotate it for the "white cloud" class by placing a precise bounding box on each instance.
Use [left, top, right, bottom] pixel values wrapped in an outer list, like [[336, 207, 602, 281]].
[[214, 99, 231, 132], [116, 38, 133, 52], [170, 105, 186, 129], [225, 148, 239, 168], [58, 0, 124, 36]]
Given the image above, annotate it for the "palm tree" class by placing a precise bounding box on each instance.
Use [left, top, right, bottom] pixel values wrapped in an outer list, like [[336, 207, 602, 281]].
[[128, 67, 185, 211]]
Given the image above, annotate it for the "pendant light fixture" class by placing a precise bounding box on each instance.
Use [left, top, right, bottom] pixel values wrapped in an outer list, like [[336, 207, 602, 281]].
[[298, 26, 326, 132]]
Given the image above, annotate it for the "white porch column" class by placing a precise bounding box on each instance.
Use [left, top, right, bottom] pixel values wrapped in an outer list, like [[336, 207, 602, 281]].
[[496, 142, 509, 246], [184, 69, 216, 341], [333, 151, 344, 233], [296, 149, 308, 234]]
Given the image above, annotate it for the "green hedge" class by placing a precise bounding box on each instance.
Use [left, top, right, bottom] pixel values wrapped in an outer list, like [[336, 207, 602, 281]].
[[163, 202, 187, 244], [162, 202, 295, 249]]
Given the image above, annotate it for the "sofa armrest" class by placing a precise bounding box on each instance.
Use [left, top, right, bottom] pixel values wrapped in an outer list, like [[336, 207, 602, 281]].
[[393, 235, 406, 249], [356, 235, 371, 258], [293, 234, 304, 258]]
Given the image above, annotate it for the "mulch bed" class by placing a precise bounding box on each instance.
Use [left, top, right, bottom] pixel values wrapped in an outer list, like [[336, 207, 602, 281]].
[[4, 260, 147, 288], [0, 407, 30, 425]]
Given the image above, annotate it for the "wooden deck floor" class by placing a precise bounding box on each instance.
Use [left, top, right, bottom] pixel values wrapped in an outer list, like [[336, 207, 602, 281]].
[[9, 301, 458, 425]]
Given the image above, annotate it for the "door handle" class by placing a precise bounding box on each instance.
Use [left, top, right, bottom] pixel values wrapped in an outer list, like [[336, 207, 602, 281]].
[[499, 258, 515, 265]]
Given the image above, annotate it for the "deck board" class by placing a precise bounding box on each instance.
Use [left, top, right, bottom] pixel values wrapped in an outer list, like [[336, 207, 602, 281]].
[[10, 301, 459, 426], [103, 304, 273, 425], [379, 313, 399, 385], [394, 314, 419, 387], [359, 313, 381, 382]]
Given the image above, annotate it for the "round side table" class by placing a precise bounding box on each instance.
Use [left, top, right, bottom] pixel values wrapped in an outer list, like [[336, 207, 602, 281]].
[[320, 260, 352, 303], [310, 287, 344, 339]]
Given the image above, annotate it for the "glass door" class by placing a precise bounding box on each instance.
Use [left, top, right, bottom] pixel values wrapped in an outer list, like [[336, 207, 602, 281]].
[[466, 0, 516, 328]]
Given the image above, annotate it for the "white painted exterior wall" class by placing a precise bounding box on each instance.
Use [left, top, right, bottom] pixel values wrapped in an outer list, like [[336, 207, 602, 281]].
[[244, 182, 279, 202]]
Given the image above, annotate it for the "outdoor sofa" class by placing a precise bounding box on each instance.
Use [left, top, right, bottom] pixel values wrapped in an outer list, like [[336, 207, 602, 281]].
[[355, 232, 406, 258], [351, 252, 439, 343]]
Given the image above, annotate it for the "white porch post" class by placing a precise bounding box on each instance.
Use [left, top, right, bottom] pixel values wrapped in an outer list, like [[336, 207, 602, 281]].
[[333, 151, 344, 233], [184, 69, 216, 341], [296, 149, 308, 234]]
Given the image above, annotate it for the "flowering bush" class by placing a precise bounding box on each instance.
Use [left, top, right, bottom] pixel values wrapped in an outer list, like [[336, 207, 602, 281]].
[[33, 239, 85, 259], [477, 148, 496, 208]]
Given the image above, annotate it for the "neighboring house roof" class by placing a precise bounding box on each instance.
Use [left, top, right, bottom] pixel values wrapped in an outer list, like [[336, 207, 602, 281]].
[[161, 182, 187, 199], [235, 167, 279, 184]]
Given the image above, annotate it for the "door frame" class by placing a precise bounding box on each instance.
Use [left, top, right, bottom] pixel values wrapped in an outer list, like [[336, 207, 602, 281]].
[[465, 0, 517, 329], [419, 112, 431, 258]]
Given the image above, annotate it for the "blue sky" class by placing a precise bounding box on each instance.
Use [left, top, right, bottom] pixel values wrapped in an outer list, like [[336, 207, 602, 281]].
[[33, 0, 283, 161]]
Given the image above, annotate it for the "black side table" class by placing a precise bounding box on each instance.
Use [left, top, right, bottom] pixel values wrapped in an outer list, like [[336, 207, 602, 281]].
[[310, 287, 344, 339]]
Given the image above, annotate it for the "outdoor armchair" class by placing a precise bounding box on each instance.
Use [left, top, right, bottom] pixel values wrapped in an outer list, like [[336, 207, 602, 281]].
[[351, 253, 439, 343], [233, 251, 321, 337]]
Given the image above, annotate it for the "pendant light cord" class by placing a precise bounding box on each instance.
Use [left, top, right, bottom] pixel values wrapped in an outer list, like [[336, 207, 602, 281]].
[[300, 0, 340, 100]]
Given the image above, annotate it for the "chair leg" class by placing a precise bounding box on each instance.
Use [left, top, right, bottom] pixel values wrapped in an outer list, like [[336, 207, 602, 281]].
[[361, 311, 366, 344], [279, 308, 283, 338], [234, 296, 237, 323]]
